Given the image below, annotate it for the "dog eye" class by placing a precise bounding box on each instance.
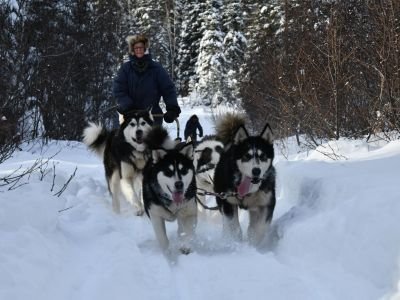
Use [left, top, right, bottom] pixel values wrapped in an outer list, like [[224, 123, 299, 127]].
[[164, 165, 174, 176], [215, 145, 223, 153], [163, 170, 174, 176], [243, 153, 252, 161], [130, 123, 135, 127], [259, 153, 268, 161], [140, 121, 146, 126], [179, 167, 188, 175], [176, 164, 188, 175]]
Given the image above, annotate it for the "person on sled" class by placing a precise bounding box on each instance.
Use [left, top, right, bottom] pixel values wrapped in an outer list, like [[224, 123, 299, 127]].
[[113, 34, 181, 125], [184, 114, 203, 143]]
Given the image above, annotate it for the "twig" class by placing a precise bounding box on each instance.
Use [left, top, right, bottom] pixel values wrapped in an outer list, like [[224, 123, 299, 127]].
[[53, 167, 77, 197], [50, 163, 56, 192], [58, 206, 74, 213]]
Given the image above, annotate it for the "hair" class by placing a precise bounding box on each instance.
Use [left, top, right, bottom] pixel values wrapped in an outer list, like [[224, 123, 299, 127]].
[[126, 35, 150, 54]]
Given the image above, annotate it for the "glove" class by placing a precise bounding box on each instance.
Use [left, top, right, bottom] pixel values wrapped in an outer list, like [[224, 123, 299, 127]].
[[163, 110, 178, 123]]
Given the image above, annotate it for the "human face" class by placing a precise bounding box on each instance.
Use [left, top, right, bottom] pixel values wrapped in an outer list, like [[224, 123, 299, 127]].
[[133, 42, 145, 58]]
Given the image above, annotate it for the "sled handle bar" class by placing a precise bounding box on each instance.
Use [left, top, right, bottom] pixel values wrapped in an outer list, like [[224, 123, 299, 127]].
[[151, 113, 180, 140], [175, 118, 180, 140]]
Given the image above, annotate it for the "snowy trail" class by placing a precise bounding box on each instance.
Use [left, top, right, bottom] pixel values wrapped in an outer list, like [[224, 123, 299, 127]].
[[44, 173, 179, 300], [2, 138, 400, 299], [47, 170, 244, 300]]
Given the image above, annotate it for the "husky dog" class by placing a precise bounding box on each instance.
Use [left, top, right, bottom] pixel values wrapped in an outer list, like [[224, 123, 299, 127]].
[[213, 113, 276, 246], [82, 110, 154, 215], [142, 127, 197, 255], [193, 136, 223, 210]]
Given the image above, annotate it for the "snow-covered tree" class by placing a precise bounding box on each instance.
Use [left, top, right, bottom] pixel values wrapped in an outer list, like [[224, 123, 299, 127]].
[[242, 0, 282, 80], [84, 0, 122, 127], [222, 0, 247, 104], [176, 0, 206, 96], [239, 0, 283, 129], [194, 0, 225, 106]]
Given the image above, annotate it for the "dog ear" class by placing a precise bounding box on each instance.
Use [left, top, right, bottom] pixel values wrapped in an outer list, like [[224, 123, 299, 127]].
[[118, 113, 124, 124], [179, 142, 194, 160], [152, 148, 167, 163], [260, 123, 273, 144], [233, 125, 249, 145], [146, 106, 154, 121]]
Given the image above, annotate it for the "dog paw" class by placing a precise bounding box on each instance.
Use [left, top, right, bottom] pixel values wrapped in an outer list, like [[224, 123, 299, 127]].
[[179, 246, 192, 255], [133, 208, 144, 216], [162, 248, 178, 265]]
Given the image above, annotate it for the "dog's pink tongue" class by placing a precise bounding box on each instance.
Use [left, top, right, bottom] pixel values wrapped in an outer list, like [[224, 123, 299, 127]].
[[237, 176, 252, 197], [172, 192, 184, 204]]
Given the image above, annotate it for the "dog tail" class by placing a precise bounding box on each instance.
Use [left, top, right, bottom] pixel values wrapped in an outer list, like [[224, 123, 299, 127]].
[[82, 122, 108, 157], [215, 113, 246, 145], [144, 126, 175, 150]]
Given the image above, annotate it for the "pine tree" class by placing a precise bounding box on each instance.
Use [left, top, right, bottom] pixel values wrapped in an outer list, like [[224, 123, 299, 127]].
[[194, 0, 225, 106], [22, 0, 65, 139], [0, 1, 31, 150], [176, 0, 206, 97], [239, 0, 283, 128], [222, 0, 246, 104], [242, 0, 282, 81], [84, 0, 123, 127]]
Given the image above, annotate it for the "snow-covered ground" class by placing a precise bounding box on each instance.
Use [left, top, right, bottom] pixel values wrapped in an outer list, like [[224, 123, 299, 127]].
[[1, 105, 400, 300]]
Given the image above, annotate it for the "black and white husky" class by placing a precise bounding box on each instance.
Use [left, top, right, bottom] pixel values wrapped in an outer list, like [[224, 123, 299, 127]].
[[213, 113, 276, 246], [193, 136, 223, 210], [82, 110, 154, 215], [143, 127, 197, 255]]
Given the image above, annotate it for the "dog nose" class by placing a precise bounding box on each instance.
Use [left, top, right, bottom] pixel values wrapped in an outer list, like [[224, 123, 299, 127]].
[[174, 181, 183, 191], [136, 130, 143, 138], [252, 168, 261, 177]]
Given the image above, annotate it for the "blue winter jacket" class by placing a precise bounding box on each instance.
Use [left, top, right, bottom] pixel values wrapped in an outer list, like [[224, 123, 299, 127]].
[[113, 54, 180, 121]]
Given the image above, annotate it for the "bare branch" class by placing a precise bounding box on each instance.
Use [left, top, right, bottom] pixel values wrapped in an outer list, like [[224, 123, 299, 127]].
[[53, 167, 77, 197]]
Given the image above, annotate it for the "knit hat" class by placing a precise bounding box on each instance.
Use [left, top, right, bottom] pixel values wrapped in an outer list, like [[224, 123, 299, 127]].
[[126, 35, 150, 54]]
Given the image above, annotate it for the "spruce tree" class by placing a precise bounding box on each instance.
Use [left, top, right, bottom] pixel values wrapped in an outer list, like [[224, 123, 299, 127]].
[[222, 0, 246, 105], [194, 0, 225, 106], [176, 0, 207, 97]]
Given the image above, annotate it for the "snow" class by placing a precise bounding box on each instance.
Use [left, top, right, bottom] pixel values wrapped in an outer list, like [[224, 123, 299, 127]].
[[1, 104, 400, 300]]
